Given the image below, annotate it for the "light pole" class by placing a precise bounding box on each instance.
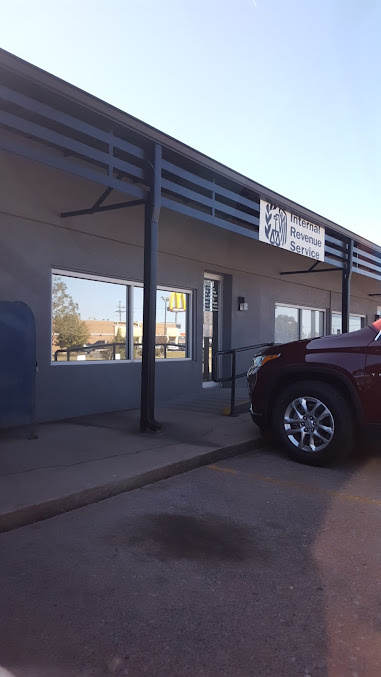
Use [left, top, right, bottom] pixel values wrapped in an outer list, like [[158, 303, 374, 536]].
[[161, 296, 169, 344], [115, 300, 126, 333]]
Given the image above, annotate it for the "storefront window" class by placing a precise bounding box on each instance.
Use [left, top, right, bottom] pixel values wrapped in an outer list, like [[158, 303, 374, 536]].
[[133, 287, 190, 359], [275, 305, 325, 343], [52, 271, 191, 362], [331, 313, 365, 335], [301, 309, 325, 339], [275, 306, 299, 343], [52, 273, 128, 362]]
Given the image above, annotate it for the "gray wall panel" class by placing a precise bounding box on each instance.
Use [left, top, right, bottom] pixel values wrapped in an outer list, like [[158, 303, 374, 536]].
[[1, 151, 378, 421]]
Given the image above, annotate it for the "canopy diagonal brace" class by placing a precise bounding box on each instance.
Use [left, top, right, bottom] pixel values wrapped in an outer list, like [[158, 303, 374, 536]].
[[91, 186, 114, 210], [280, 261, 341, 275], [60, 198, 145, 218], [60, 170, 146, 218]]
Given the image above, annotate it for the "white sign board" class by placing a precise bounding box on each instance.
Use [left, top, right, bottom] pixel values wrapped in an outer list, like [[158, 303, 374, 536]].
[[259, 200, 325, 261]]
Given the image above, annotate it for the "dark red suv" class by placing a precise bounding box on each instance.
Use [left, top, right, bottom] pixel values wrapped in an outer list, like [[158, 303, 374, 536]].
[[247, 318, 381, 466]]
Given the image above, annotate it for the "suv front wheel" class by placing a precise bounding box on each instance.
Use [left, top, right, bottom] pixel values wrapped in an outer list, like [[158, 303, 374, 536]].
[[273, 380, 354, 466]]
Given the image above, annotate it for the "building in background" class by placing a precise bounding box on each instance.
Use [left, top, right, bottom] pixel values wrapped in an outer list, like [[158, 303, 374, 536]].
[[1, 49, 381, 422]]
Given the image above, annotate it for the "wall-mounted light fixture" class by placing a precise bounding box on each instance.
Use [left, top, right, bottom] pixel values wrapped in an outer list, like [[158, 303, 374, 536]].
[[238, 296, 248, 311]]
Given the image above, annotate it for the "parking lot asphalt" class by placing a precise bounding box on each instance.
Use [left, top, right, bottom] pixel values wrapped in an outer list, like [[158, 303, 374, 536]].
[[0, 442, 380, 677]]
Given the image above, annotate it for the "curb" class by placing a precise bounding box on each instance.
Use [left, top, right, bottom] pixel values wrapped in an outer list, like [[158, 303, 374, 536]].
[[222, 401, 250, 417], [0, 437, 265, 534]]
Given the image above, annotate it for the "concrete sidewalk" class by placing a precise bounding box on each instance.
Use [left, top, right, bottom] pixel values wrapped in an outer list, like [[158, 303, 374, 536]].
[[0, 387, 262, 532]]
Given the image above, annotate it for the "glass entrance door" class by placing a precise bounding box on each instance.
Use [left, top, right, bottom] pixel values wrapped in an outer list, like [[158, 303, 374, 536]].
[[203, 275, 221, 382]]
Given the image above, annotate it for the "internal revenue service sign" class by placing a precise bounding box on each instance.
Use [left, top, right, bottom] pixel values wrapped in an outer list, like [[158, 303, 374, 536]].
[[259, 200, 325, 261]]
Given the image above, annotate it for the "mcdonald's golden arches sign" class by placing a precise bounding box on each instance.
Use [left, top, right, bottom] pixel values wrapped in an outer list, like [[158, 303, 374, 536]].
[[168, 292, 186, 312]]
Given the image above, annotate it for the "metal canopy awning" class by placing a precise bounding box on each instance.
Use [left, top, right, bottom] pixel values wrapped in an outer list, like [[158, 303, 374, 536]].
[[1, 48, 381, 430]]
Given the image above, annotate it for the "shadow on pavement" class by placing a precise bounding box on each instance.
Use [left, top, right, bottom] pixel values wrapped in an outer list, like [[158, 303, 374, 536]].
[[0, 431, 379, 676], [255, 425, 381, 467]]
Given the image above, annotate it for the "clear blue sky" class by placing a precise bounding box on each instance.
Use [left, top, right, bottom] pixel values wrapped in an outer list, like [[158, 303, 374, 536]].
[[1, 0, 380, 244], [59, 274, 185, 328]]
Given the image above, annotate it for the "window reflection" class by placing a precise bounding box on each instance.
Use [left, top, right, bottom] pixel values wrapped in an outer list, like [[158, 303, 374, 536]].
[[133, 287, 190, 359], [51, 273, 191, 363], [275, 306, 299, 343], [302, 309, 324, 339], [275, 305, 324, 343], [331, 313, 364, 335], [52, 274, 127, 362]]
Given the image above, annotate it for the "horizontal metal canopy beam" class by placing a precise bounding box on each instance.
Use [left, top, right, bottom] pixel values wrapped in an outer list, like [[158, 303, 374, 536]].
[[161, 196, 259, 240], [162, 159, 260, 211], [0, 85, 145, 159], [0, 110, 144, 180], [61, 198, 145, 218], [0, 138, 146, 199], [369, 293, 381, 297]]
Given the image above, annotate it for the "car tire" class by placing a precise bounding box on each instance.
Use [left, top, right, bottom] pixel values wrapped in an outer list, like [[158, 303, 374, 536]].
[[273, 380, 354, 466]]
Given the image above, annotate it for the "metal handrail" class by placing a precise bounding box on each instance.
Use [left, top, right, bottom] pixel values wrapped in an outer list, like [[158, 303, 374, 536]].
[[54, 342, 127, 361], [213, 343, 273, 416], [54, 341, 187, 361]]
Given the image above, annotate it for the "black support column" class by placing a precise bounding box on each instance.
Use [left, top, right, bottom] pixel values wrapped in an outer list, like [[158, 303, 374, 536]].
[[140, 143, 162, 432], [341, 239, 353, 334]]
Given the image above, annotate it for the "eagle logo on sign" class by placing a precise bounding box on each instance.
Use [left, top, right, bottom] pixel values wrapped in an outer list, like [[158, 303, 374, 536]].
[[264, 203, 288, 247]]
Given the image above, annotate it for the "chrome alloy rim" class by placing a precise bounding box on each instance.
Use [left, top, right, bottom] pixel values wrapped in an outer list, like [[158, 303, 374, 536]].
[[284, 397, 335, 453]]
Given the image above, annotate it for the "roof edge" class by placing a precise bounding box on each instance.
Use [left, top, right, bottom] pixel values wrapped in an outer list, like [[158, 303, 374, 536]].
[[0, 47, 380, 255]]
